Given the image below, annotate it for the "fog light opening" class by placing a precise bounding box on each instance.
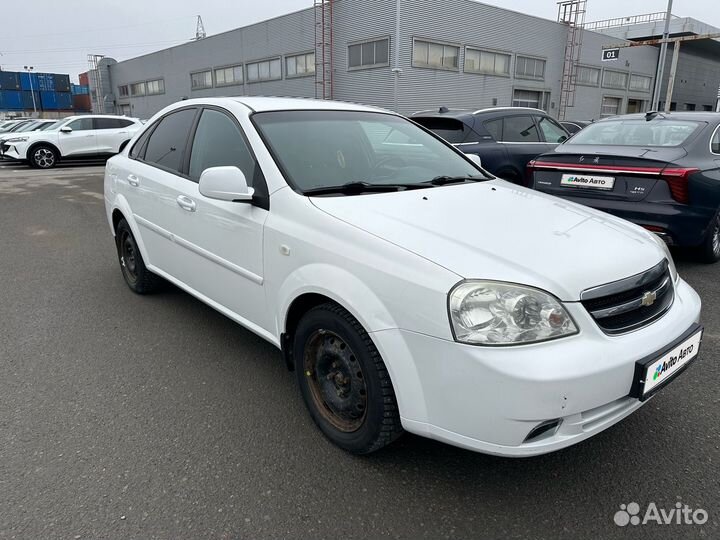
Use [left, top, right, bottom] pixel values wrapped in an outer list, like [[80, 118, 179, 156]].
[[524, 419, 561, 443]]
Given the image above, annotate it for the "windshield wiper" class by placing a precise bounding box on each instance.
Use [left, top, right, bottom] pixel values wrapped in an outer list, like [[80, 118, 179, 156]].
[[303, 181, 430, 196], [427, 175, 486, 186]]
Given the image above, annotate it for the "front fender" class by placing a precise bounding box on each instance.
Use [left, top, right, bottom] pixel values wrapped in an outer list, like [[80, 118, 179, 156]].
[[276, 263, 398, 337]]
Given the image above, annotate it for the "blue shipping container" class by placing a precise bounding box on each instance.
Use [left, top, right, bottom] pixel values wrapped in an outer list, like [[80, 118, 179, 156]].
[[40, 91, 58, 110], [56, 92, 73, 110], [71, 84, 90, 95], [19, 72, 40, 91], [54, 74, 71, 92], [0, 71, 21, 91], [1, 90, 24, 110], [21, 90, 40, 110], [37, 74, 55, 92]]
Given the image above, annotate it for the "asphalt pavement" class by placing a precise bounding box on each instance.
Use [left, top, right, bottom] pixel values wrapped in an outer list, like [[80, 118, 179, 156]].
[[0, 160, 718, 539]]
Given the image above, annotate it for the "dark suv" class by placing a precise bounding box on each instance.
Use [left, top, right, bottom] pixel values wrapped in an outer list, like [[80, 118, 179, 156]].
[[412, 107, 569, 185]]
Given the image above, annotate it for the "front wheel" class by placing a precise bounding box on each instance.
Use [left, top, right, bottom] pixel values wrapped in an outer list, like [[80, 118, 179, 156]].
[[698, 211, 720, 263], [294, 303, 403, 454], [30, 145, 58, 169]]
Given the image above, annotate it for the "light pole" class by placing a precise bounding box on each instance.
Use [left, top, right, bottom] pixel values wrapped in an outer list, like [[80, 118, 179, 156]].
[[23, 65, 37, 115], [651, 0, 673, 111]]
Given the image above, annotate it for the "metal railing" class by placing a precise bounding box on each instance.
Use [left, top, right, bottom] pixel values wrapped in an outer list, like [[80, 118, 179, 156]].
[[584, 12, 679, 31]]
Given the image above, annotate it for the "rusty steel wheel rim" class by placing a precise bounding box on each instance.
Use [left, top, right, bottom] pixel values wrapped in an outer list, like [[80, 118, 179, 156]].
[[303, 329, 368, 432]]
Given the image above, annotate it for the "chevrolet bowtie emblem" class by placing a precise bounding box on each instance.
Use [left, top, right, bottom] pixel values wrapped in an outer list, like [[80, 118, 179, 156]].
[[641, 291, 657, 307]]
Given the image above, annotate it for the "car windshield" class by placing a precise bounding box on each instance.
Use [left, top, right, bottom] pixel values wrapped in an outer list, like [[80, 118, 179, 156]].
[[252, 110, 488, 193], [566, 119, 701, 147]]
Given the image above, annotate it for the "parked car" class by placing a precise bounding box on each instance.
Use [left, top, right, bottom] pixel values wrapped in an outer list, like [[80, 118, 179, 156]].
[[1, 115, 143, 168], [0, 120, 60, 158], [0, 119, 34, 134], [105, 97, 701, 457], [411, 107, 569, 185], [528, 112, 720, 263], [561, 120, 593, 134]]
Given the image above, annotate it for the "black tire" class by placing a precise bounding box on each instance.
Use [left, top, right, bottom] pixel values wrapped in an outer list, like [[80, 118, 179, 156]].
[[698, 210, 720, 264], [29, 145, 59, 169], [293, 303, 403, 454], [115, 219, 162, 294]]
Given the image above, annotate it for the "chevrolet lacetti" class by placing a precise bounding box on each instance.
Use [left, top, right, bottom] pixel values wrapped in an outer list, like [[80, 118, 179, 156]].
[[104, 97, 703, 456]]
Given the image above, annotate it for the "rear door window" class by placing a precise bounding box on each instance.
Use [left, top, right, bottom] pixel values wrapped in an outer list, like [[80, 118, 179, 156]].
[[483, 119, 503, 141], [142, 108, 197, 174], [502, 115, 540, 142], [412, 117, 469, 143]]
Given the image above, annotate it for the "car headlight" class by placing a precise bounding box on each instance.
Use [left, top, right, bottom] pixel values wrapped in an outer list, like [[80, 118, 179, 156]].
[[448, 281, 578, 345], [5, 136, 29, 143], [647, 233, 678, 283]]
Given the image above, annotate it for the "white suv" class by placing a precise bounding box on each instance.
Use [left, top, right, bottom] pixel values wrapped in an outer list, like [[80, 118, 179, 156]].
[[104, 97, 702, 456], [2, 115, 142, 168]]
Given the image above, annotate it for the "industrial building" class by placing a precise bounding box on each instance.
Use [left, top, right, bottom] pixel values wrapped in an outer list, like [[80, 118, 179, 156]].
[[90, 0, 720, 121]]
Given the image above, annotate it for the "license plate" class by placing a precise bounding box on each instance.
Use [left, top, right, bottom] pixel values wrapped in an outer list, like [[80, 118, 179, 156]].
[[560, 173, 615, 190], [630, 325, 703, 401]]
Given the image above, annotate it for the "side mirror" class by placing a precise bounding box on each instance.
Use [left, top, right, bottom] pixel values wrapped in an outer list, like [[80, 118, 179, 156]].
[[60, 126, 72, 133], [199, 166, 254, 202], [466, 153, 482, 168]]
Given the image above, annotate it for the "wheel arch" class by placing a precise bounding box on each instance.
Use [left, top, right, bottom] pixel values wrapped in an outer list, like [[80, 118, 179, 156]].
[[27, 140, 61, 160], [108, 196, 152, 268]]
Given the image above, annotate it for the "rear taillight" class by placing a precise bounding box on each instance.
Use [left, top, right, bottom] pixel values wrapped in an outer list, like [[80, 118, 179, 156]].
[[660, 168, 699, 204], [525, 160, 537, 186]]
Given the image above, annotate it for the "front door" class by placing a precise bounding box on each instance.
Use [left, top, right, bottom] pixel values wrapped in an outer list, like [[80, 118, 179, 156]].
[[59, 117, 97, 156], [166, 107, 270, 333]]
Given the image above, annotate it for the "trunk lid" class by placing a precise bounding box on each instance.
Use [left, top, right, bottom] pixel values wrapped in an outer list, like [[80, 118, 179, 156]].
[[529, 145, 689, 203]]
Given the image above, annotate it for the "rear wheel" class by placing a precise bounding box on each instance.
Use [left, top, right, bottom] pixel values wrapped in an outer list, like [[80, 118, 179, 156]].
[[293, 303, 403, 454], [115, 219, 162, 293], [699, 211, 720, 263], [30, 145, 58, 169]]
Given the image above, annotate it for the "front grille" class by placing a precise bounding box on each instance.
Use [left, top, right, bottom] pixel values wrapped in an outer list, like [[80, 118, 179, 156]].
[[581, 260, 674, 335]]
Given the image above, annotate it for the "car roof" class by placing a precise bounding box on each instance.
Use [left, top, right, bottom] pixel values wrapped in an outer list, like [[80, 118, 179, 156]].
[[169, 96, 388, 114], [412, 106, 546, 118], [599, 112, 720, 123]]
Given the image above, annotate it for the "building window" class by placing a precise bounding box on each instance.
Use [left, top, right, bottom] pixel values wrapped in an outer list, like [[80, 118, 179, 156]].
[[515, 56, 545, 79], [246, 58, 282, 82], [512, 89, 549, 110], [602, 70, 628, 89], [130, 82, 146, 96], [601, 96, 622, 117], [191, 70, 213, 90], [684, 103, 696, 111], [703, 105, 713, 111], [286, 52, 315, 77], [348, 38, 390, 69], [464, 48, 510, 76], [413, 39, 459, 70], [214, 65, 243, 86], [576, 66, 600, 86], [146, 79, 164, 95], [118, 85, 129, 97], [629, 74, 652, 92]]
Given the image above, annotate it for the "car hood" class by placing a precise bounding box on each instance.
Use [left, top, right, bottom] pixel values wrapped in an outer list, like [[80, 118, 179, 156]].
[[310, 180, 665, 301]]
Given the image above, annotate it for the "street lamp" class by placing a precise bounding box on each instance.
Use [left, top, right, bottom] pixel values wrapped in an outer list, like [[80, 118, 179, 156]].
[[23, 65, 37, 115]]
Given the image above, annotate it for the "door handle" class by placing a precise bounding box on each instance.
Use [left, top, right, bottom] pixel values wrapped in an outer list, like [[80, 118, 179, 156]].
[[127, 174, 140, 187], [176, 195, 196, 212], [85, 134, 95, 138]]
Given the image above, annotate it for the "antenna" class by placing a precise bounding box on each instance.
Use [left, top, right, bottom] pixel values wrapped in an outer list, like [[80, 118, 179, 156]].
[[194, 15, 207, 40]]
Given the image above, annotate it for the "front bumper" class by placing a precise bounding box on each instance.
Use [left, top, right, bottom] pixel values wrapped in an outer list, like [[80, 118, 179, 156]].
[[370, 278, 701, 456], [0, 144, 24, 161]]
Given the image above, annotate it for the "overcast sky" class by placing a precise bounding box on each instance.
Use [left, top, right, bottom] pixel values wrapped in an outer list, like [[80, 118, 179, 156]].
[[1, 0, 716, 82]]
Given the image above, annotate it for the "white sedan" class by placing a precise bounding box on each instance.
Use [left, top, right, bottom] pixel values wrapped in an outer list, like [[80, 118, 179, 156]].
[[103, 97, 702, 456]]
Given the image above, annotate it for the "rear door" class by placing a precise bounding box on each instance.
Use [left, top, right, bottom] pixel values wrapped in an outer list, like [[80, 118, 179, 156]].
[[94, 118, 134, 153], [58, 117, 96, 156], [120, 107, 199, 274], [497, 114, 546, 180]]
